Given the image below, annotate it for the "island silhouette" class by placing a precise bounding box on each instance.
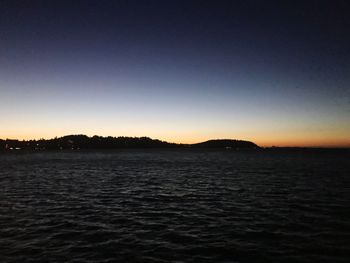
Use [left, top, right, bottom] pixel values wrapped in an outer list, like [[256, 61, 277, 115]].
[[0, 135, 259, 151]]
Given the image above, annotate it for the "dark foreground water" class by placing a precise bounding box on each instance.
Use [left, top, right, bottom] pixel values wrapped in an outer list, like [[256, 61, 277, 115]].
[[0, 149, 349, 262]]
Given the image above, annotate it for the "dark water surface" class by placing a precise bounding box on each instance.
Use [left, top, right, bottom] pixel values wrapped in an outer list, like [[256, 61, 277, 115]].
[[1, 150, 349, 262]]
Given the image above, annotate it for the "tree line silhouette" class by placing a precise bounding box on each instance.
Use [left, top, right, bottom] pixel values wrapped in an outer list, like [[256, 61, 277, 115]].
[[0, 135, 259, 151]]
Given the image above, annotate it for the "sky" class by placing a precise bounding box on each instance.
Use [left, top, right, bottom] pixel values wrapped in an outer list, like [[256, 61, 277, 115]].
[[0, 0, 349, 147]]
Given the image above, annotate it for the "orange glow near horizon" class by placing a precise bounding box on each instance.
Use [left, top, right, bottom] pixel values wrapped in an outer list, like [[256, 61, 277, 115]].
[[1, 130, 349, 148]]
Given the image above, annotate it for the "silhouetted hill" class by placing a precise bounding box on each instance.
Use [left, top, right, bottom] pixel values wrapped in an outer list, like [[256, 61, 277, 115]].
[[192, 139, 259, 149], [0, 135, 259, 151]]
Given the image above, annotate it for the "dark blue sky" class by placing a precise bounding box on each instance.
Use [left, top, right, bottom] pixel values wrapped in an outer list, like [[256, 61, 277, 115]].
[[1, 0, 349, 146]]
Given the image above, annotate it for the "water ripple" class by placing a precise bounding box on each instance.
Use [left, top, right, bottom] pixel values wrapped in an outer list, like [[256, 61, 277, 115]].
[[1, 150, 349, 262]]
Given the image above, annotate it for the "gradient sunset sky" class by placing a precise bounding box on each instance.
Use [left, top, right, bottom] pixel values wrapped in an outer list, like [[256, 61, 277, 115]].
[[1, 0, 349, 147]]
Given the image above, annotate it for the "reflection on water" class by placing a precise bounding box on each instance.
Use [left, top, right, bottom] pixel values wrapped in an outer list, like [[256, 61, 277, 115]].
[[0, 150, 349, 262]]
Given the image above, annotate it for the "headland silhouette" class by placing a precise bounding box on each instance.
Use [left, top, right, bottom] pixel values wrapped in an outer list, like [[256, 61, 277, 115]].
[[0, 135, 259, 151]]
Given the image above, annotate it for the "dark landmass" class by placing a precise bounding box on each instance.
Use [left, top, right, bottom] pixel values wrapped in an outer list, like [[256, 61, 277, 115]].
[[0, 135, 260, 151], [192, 139, 258, 149]]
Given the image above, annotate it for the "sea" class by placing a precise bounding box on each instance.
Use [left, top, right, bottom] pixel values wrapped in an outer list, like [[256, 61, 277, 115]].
[[1, 149, 349, 262]]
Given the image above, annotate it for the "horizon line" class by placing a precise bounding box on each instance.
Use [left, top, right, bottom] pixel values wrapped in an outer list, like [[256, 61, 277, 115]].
[[1, 134, 350, 149]]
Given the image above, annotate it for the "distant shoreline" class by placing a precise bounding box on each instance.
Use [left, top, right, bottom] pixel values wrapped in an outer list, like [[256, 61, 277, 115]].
[[0, 134, 259, 151], [1, 135, 349, 152]]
